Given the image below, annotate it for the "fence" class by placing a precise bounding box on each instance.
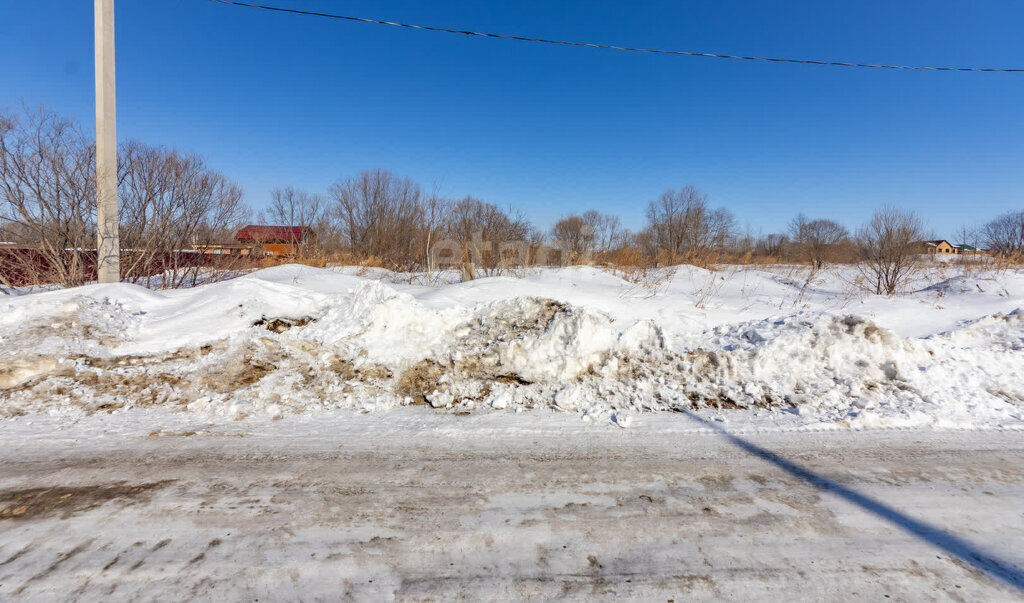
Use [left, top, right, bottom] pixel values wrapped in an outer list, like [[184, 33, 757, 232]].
[[0, 248, 260, 288]]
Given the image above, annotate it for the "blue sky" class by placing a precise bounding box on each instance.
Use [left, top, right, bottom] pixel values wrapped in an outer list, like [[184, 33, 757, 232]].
[[2, 0, 1022, 236]]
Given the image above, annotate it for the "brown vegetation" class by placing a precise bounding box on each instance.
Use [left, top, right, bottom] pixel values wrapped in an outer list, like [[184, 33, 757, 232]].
[[983, 210, 1024, 256], [1, 107, 253, 289], [856, 207, 926, 295]]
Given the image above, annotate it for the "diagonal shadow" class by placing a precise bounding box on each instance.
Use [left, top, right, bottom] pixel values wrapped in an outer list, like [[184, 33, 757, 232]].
[[678, 409, 1024, 593]]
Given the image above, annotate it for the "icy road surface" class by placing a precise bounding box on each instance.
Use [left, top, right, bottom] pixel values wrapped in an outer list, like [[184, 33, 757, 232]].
[[1, 410, 1023, 601]]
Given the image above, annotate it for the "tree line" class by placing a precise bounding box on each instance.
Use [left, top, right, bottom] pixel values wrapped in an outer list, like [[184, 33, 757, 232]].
[[3, 107, 1023, 292], [1, 108, 246, 288]]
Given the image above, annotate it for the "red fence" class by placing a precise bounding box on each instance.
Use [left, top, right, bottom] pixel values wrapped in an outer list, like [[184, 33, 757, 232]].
[[0, 248, 259, 287]]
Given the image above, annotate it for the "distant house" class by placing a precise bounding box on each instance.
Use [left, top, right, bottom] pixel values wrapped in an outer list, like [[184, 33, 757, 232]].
[[922, 240, 959, 255], [954, 243, 988, 256], [234, 225, 315, 256]]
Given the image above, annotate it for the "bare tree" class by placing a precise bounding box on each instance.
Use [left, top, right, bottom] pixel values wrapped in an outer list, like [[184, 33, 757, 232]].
[[422, 193, 450, 277], [329, 169, 423, 266], [856, 207, 926, 295], [268, 187, 323, 230], [756, 233, 788, 258], [119, 141, 247, 288], [444, 197, 532, 275], [266, 186, 325, 257], [580, 210, 627, 252], [551, 214, 594, 260], [645, 185, 734, 263], [0, 108, 96, 287], [788, 214, 849, 268], [731, 227, 756, 259], [0, 108, 253, 289], [954, 224, 980, 250], [982, 210, 1024, 255]]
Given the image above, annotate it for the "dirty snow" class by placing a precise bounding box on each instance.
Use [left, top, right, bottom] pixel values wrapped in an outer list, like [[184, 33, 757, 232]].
[[1, 413, 1023, 600], [1, 263, 1022, 431]]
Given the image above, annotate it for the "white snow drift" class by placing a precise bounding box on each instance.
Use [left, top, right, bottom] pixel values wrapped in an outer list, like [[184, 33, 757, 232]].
[[0, 263, 1022, 430]]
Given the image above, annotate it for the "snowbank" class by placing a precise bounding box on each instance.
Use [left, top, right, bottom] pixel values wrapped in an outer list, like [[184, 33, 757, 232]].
[[1, 264, 1022, 430]]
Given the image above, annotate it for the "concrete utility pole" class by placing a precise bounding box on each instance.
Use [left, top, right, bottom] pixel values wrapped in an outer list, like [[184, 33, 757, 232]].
[[95, 0, 120, 283]]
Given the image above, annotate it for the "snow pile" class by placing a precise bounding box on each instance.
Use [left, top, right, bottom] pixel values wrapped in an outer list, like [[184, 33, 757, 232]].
[[675, 311, 1023, 428], [306, 280, 467, 364], [0, 264, 1022, 429]]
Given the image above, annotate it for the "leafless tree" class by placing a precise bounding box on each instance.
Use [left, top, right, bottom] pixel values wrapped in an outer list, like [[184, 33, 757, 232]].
[[265, 186, 325, 257], [644, 185, 735, 262], [983, 210, 1024, 255], [1, 108, 251, 289], [551, 214, 594, 260], [268, 187, 323, 229], [443, 197, 532, 275], [119, 141, 247, 288], [954, 224, 980, 250], [580, 210, 627, 252], [856, 207, 926, 295], [329, 169, 423, 266], [756, 233, 788, 258], [0, 107, 96, 287], [788, 214, 849, 268], [731, 228, 757, 259], [422, 193, 450, 276]]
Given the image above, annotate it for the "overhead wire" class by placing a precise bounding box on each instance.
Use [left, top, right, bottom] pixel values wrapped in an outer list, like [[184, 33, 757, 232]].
[[207, 0, 1024, 73]]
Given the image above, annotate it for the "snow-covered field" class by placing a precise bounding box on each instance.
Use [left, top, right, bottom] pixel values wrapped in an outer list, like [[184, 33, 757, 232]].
[[1, 262, 1022, 431]]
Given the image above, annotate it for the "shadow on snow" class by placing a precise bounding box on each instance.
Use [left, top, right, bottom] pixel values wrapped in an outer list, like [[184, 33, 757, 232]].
[[678, 409, 1024, 594]]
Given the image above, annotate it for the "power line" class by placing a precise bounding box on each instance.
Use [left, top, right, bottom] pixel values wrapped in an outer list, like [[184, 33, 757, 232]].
[[207, 0, 1023, 73]]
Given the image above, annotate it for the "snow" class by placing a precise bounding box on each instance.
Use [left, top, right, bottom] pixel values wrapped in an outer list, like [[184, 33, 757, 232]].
[[1, 410, 1022, 600], [6, 263, 1022, 599], [1, 263, 1022, 431]]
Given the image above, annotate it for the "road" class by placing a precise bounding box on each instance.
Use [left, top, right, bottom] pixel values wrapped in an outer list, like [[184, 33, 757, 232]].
[[1, 411, 1023, 601]]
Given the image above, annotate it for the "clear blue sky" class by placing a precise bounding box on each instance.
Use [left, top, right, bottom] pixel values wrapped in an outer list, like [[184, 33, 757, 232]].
[[2, 0, 1023, 236]]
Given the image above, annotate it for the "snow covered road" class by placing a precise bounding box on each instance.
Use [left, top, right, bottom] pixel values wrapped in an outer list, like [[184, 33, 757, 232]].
[[2, 411, 1023, 601]]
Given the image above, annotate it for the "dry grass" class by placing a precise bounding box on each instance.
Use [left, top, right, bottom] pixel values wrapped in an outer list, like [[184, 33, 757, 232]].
[[254, 251, 392, 271], [992, 252, 1024, 270], [396, 359, 447, 405], [161, 246, 1016, 294]]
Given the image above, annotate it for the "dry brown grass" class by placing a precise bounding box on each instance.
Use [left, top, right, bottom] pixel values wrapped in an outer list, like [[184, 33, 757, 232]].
[[992, 252, 1024, 270], [254, 251, 392, 271], [249, 246, 868, 281]]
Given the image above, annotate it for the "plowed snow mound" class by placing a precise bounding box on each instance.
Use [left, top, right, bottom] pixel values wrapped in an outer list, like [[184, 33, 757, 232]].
[[1, 265, 1022, 429]]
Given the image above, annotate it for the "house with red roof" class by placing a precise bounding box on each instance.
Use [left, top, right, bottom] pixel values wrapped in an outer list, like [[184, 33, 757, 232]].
[[234, 225, 315, 256]]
